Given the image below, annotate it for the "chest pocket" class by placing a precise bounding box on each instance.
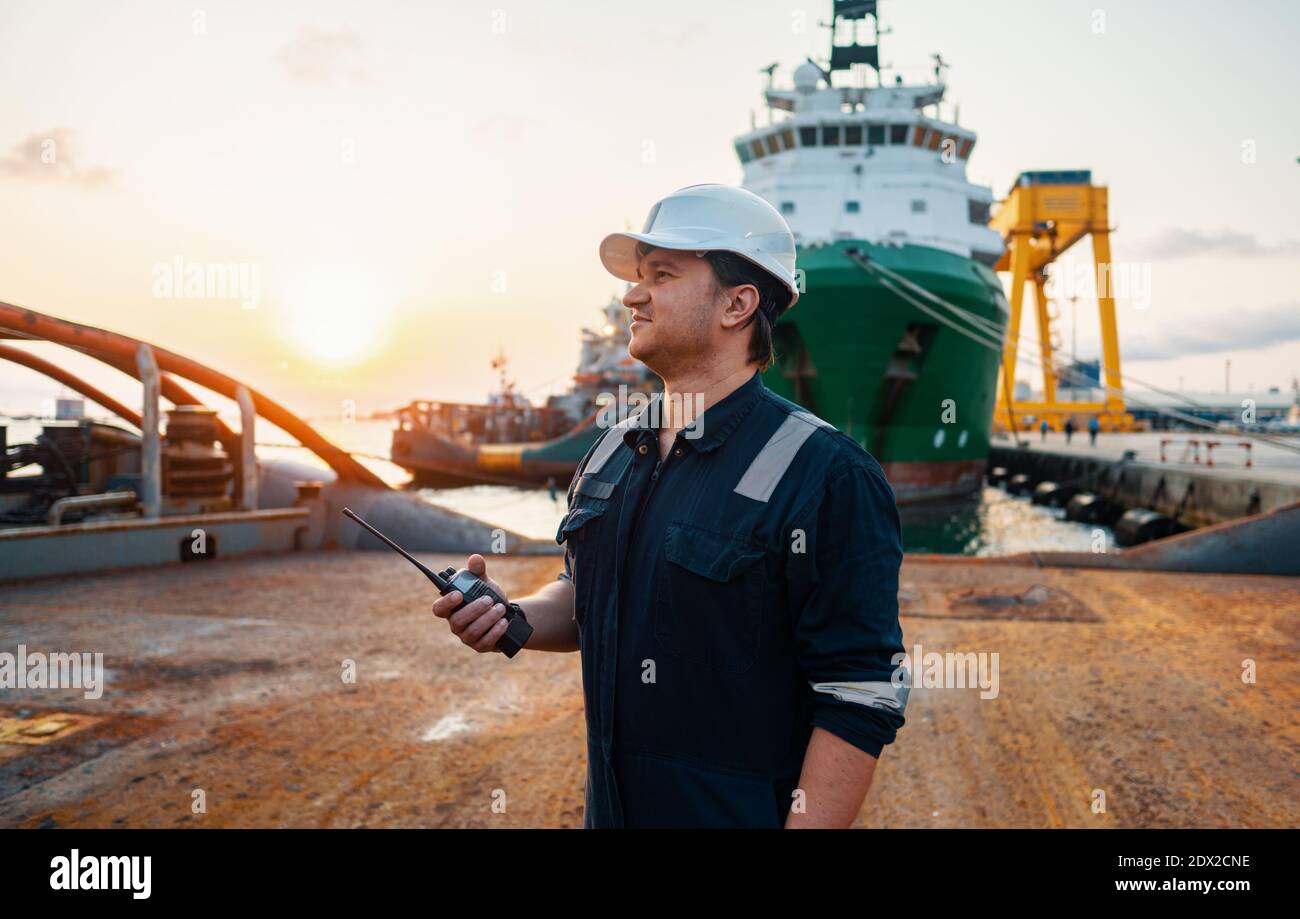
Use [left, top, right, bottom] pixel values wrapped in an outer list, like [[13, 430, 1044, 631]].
[[556, 486, 611, 628], [655, 522, 767, 674]]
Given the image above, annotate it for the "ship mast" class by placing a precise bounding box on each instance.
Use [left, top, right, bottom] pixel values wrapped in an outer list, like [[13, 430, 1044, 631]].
[[825, 0, 883, 88], [490, 349, 517, 401]]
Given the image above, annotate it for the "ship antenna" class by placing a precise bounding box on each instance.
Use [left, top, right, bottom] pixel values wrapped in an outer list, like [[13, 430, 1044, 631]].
[[491, 348, 513, 396], [877, 22, 891, 85], [932, 52, 948, 84], [931, 52, 950, 117], [759, 62, 778, 124], [826, 0, 884, 88]]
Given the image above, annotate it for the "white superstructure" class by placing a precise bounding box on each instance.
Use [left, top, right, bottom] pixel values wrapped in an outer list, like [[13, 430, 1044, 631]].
[[734, 7, 1004, 265]]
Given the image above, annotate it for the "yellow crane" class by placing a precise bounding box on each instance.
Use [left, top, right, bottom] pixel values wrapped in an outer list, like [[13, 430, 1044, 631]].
[[990, 170, 1134, 431]]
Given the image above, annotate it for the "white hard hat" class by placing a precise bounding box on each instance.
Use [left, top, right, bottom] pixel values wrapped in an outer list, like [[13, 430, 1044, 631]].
[[600, 184, 800, 308]]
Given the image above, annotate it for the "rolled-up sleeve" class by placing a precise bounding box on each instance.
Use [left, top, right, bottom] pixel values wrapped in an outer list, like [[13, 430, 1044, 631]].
[[787, 460, 907, 759]]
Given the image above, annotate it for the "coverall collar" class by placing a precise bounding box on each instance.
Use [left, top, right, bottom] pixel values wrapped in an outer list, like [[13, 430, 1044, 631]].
[[621, 368, 765, 454]]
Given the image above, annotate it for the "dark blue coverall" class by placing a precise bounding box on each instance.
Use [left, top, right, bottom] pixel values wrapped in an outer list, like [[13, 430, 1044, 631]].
[[555, 369, 907, 828]]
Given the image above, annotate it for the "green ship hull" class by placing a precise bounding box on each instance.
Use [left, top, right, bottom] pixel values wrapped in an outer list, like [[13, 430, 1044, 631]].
[[763, 240, 1008, 502]]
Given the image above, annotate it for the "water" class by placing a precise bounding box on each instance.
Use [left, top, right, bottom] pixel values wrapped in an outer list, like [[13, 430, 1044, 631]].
[[3, 415, 1113, 554], [419, 482, 1113, 553], [898, 487, 1114, 555], [363, 410, 1115, 552]]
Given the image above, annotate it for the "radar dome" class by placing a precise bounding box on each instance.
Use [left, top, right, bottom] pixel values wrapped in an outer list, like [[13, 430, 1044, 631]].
[[793, 62, 821, 92]]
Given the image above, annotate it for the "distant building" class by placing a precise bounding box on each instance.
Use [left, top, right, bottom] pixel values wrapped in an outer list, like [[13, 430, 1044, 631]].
[[55, 398, 85, 420], [1123, 391, 1297, 430], [1060, 359, 1099, 389], [1021, 387, 1297, 430]]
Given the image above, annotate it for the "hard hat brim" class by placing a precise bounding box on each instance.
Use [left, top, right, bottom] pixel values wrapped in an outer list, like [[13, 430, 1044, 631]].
[[599, 231, 713, 285], [599, 230, 800, 308]]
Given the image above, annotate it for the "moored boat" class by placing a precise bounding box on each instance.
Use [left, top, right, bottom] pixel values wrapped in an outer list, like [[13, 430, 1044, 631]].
[[390, 298, 654, 487]]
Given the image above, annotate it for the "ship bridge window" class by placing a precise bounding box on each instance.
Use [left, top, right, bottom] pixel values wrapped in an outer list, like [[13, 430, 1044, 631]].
[[845, 124, 863, 145], [750, 138, 766, 159], [958, 138, 974, 159], [911, 199, 927, 214], [780, 201, 796, 215], [782, 127, 796, 149], [926, 129, 943, 151], [867, 123, 885, 146], [846, 200, 861, 214], [912, 125, 927, 146], [799, 126, 819, 147], [765, 133, 781, 155], [822, 125, 841, 146], [969, 199, 990, 224], [735, 141, 753, 163], [889, 123, 908, 145]]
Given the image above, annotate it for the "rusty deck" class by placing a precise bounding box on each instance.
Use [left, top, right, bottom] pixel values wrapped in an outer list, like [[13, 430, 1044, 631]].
[[1, 550, 1296, 827]]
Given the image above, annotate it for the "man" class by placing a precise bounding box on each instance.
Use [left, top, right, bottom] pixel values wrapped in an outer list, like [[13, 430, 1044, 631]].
[[432, 184, 907, 828]]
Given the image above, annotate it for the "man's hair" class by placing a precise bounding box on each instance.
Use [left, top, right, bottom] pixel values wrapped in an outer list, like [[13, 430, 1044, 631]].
[[634, 242, 791, 371], [704, 250, 791, 371]]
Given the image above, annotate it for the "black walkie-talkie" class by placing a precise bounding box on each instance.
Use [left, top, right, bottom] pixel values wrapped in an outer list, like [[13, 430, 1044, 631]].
[[342, 507, 533, 658]]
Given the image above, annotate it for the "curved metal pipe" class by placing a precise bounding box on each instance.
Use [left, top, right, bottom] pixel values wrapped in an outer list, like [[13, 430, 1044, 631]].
[[3, 342, 261, 508], [47, 490, 138, 525], [0, 343, 143, 427], [0, 302, 386, 488], [0, 342, 242, 462]]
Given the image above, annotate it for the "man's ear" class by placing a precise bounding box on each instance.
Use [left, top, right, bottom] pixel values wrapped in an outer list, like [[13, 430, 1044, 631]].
[[718, 283, 761, 331]]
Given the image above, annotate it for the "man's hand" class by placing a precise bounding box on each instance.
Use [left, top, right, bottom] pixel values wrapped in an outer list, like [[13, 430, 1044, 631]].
[[430, 553, 511, 653]]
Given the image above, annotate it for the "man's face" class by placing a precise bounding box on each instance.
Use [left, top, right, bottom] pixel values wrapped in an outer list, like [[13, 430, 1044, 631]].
[[622, 247, 722, 374]]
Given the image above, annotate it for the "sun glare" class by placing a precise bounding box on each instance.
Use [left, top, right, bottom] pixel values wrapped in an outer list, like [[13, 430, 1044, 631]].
[[280, 278, 386, 366]]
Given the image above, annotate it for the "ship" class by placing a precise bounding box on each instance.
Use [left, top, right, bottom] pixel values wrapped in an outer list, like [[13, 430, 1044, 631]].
[[392, 0, 1008, 501], [390, 297, 654, 487], [742, 0, 1008, 501]]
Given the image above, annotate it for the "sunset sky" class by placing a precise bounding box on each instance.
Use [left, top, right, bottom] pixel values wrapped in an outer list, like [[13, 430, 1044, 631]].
[[1, 0, 1297, 426]]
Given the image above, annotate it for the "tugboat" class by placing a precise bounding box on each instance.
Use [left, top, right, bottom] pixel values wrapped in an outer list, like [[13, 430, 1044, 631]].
[[742, 0, 1009, 501], [390, 298, 654, 487]]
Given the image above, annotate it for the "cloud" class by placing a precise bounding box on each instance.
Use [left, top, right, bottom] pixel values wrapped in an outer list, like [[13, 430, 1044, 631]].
[[276, 26, 367, 86], [0, 128, 115, 187], [1132, 228, 1300, 260], [1124, 302, 1300, 361]]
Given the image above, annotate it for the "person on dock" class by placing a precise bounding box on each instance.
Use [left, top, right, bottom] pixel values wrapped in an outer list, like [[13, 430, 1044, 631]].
[[1040, 418, 1049, 442], [1088, 415, 1100, 446], [430, 184, 907, 829], [1064, 417, 1076, 444]]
